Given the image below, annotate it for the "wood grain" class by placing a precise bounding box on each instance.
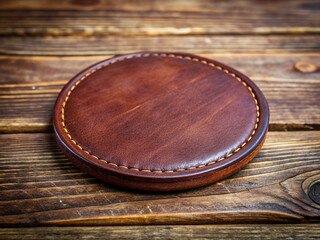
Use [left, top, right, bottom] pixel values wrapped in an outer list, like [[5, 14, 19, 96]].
[[1, 0, 319, 12], [0, 0, 319, 237], [0, 35, 319, 56], [1, 224, 320, 240], [2, 54, 319, 84], [0, 131, 319, 226], [1, 6, 319, 36], [1, 0, 319, 36], [1, 54, 319, 133]]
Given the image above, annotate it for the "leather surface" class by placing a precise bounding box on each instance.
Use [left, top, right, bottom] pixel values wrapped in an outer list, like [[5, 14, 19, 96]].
[[53, 52, 269, 191]]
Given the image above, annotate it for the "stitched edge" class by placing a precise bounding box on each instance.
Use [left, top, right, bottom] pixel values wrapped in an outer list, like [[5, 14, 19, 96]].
[[61, 53, 260, 173]]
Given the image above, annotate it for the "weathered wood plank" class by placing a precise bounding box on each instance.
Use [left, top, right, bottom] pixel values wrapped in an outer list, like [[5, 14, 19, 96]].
[[1, 0, 318, 12], [1, 54, 319, 84], [1, 7, 319, 36], [0, 54, 319, 132], [0, 131, 319, 226], [0, 35, 319, 56], [1, 224, 320, 240]]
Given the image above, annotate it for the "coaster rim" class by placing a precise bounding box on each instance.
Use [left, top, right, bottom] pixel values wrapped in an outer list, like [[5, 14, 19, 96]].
[[53, 51, 269, 187]]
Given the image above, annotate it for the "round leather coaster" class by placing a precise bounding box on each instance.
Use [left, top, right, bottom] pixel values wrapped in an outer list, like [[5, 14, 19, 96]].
[[53, 52, 269, 191]]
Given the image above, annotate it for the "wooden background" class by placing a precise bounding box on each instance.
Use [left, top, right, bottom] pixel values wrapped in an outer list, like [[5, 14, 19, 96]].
[[0, 0, 320, 239]]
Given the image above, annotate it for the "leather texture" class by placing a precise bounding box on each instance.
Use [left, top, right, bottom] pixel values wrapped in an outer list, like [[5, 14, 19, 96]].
[[53, 52, 269, 191]]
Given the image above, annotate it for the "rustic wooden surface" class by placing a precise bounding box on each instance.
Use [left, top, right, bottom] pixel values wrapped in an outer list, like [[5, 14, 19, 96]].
[[0, 0, 319, 239], [1, 131, 320, 226], [1, 35, 320, 55], [1, 224, 320, 240], [0, 0, 319, 36]]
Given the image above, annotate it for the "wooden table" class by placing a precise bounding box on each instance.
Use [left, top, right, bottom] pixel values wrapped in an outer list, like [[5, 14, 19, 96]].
[[1, 0, 320, 239]]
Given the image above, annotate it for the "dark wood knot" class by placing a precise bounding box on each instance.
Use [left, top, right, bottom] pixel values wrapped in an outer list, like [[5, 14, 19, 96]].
[[308, 182, 320, 205]]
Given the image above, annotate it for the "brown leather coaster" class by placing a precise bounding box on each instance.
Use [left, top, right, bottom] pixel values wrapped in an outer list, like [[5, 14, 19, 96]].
[[53, 52, 269, 191]]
